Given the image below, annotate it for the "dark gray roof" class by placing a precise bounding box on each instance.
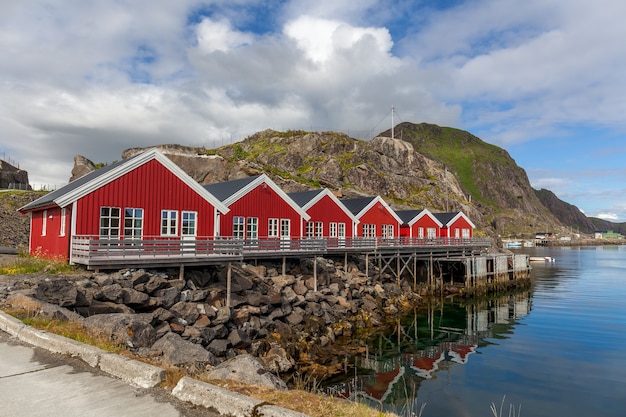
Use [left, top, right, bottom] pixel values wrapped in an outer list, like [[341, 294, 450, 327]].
[[203, 175, 261, 202], [19, 158, 130, 212], [433, 212, 459, 225], [286, 189, 324, 208], [395, 209, 425, 224], [340, 197, 376, 216]]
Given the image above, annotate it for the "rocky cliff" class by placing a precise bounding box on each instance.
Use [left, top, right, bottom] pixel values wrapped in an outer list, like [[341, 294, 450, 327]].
[[0, 160, 30, 190]]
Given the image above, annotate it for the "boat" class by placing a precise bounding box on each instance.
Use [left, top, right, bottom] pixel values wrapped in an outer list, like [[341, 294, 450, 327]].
[[529, 256, 555, 262]]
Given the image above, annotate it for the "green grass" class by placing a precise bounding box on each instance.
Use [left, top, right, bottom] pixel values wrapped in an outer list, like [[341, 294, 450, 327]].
[[0, 253, 76, 275]]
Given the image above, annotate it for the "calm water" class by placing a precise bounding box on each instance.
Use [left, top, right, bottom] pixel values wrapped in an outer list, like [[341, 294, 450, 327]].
[[325, 245, 626, 416]]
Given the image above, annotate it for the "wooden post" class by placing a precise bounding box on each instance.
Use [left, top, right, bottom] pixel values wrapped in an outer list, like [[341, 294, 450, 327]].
[[413, 253, 417, 291], [179, 264, 185, 281], [396, 252, 400, 285], [313, 257, 318, 292], [226, 262, 232, 308], [282, 256, 286, 276], [365, 253, 369, 276], [344, 252, 348, 273]]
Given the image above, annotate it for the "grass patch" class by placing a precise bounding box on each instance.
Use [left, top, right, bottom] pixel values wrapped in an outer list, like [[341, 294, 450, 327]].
[[5, 309, 125, 353], [205, 379, 400, 417], [0, 253, 76, 275]]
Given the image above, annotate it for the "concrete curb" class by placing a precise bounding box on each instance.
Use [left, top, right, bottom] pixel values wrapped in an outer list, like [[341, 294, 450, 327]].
[[0, 310, 311, 416], [172, 377, 310, 417]]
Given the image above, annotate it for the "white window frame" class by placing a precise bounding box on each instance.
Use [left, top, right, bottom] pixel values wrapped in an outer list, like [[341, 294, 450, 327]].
[[100, 207, 121, 239], [59, 208, 66, 237], [124, 208, 144, 240], [315, 221, 323, 238], [246, 217, 258, 241], [338, 223, 346, 238], [181, 211, 197, 237], [42, 210, 47, 236], [233, 216, 245, 239], [462, 228, 470, 238], [329, 222, 337, 238], [161, 210, 178, 237], [280, 219, 290, 239], [427, 227, 437, 239], [268, 218, 279, 238], [306, 221, 315, 238], [418, 227, 424, 239]]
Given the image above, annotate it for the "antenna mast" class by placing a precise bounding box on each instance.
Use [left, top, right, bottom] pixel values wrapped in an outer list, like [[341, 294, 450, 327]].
[[391, 105, 395, 139]]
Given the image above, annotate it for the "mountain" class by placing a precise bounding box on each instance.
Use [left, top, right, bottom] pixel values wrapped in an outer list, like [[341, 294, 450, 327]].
[[534, 188, 596, 233], [116, 126, 566, 240]]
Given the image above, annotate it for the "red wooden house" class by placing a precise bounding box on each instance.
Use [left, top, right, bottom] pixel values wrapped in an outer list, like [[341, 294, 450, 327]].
[[340, 196, 402, 239], [396, 208, 443, 239], [287, 189, 359, 243], [433, 211, 475, 238], [18, 149, 229, 263], [203, 174, 310, 243]]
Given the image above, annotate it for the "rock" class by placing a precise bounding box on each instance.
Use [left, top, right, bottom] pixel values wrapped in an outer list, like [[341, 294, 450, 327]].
[[6, 292, 85, 322], [69, 154, 96, 182], [204, 354, 287, 390], [98, 283, 124, 303], [144, 276, 169, 294], [121, 287, 150, 306], [33, 279, 79, 307], [170, 301, 200, 324], [75, 300, 135, 316], [258, 346, 294, 374], [152, 332, 218, 368], [211, 306, 231, 325], [271, 275, 295, 288], [227, 329, 251, 349], [207, 339, 231, 357], [83, 313, 156, 348]]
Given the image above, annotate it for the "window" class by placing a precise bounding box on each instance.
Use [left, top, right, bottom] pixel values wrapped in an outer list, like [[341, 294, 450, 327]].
[[383, 224, 394, 239], [233, 216, 245, 239], [329, 222, 337, 238], [161, 210, 178, 236], [247, 217, 258, 240], [182, 211, 197, 237], [315, 222, 323, 238], [418, 227, 424, 239], [427, 228, 437, 238], [124, 208, 143, 240], [59, 208, 66, 237], [100, 207, 120, 238], [268, 218, 279, 238], [462, 228, 470, 238], [362, 223, 376, 238], [454, 228, 460, 238], [280, 219, 290, 239], [337, 223, 346, 238], [42, 210, 47, 236], [306, 221, 315, 238]]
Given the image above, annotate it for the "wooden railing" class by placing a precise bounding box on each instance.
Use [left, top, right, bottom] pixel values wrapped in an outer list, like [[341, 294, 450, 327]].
[[70, 235, 492, 266]]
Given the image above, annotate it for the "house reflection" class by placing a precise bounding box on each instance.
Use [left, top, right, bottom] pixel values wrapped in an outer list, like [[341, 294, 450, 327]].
[[324, 291, 531, 405]]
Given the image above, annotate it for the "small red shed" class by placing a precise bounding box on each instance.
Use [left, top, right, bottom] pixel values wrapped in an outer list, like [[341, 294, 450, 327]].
[[433, 211, 475, 238], [18, 149, 229, 262], [287, 189, 359, 243], [204, 174, 310, 241], [340, 196, 402, 238], [396, 208, 443, 239]]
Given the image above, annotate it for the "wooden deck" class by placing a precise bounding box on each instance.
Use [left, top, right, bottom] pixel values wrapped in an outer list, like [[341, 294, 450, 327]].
[[70, 235, 492, 269]]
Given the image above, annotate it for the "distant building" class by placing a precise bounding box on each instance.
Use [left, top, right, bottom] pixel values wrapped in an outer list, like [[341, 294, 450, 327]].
[[594, 230, 624, 239]]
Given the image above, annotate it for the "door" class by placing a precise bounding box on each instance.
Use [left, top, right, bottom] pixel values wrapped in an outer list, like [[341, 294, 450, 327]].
[[181, 211, 197, 254], [280, 218, 290, 250]]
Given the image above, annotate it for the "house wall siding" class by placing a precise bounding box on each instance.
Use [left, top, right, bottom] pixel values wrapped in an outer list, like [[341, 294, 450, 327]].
[[219, 183, 303, 238], [29, 206, 71, 259], [305, 195, 354, 238], [75, 159, 216, 237], [357, 205, 400, 237]]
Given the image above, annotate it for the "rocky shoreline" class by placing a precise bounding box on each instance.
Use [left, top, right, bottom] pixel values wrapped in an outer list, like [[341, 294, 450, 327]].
[[0, 254, 528, 386]]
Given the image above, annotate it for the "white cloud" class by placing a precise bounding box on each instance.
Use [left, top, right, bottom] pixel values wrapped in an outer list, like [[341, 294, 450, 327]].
[[596, 213, 619, 221]]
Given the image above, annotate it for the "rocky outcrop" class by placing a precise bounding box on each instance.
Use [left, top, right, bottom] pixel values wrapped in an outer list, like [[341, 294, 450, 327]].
[[0, 191, 41, 249], [0, 160, 30, 190], [69, 155, 96, 182]]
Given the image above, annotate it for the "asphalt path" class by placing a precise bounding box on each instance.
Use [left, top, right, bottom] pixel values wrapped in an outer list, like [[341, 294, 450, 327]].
[[0, 330, 219, 417]]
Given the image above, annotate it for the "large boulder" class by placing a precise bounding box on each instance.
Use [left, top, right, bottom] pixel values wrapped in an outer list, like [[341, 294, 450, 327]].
[[151, 332, 219, 369], [83, 313, 156, 348], [204, 354, 287, 390]]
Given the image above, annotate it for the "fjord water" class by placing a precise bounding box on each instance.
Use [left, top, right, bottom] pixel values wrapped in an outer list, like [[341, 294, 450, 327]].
[[326, 245, 626, 416]]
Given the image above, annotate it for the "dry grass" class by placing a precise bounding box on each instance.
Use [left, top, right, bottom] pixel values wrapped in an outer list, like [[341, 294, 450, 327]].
[[204, 379, 398, 417], [0, 252, 76, 275]]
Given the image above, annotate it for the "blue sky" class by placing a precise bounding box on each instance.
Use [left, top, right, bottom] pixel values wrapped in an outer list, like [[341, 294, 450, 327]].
[[1, 0, 625, 222]]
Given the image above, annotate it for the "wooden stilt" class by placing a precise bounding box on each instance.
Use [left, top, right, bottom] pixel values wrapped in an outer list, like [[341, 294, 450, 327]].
[[179, 264, 185, 281], [282, 256, 286, 276], [226, 262, 232, 308], [313, 257, 318, 292]]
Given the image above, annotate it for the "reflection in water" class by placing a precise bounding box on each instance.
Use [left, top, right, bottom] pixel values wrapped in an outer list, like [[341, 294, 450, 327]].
[[325, 292, 531, 410]]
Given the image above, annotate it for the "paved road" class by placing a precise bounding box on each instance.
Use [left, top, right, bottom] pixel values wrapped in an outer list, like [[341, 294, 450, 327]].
[[0, 330, 219, 417]]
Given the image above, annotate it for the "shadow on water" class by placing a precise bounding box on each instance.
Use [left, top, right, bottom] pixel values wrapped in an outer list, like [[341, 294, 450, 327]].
[[322, 289, 532, 415]]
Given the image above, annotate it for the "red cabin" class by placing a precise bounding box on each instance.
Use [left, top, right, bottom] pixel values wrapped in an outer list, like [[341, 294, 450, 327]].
[[18, 149, 229, 263], [433, 212, 475, 238], [204, 174, 310, 242], [288, 189, 359, 246], [397, 208, 443, 239], [340, 196, 402, 239]]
